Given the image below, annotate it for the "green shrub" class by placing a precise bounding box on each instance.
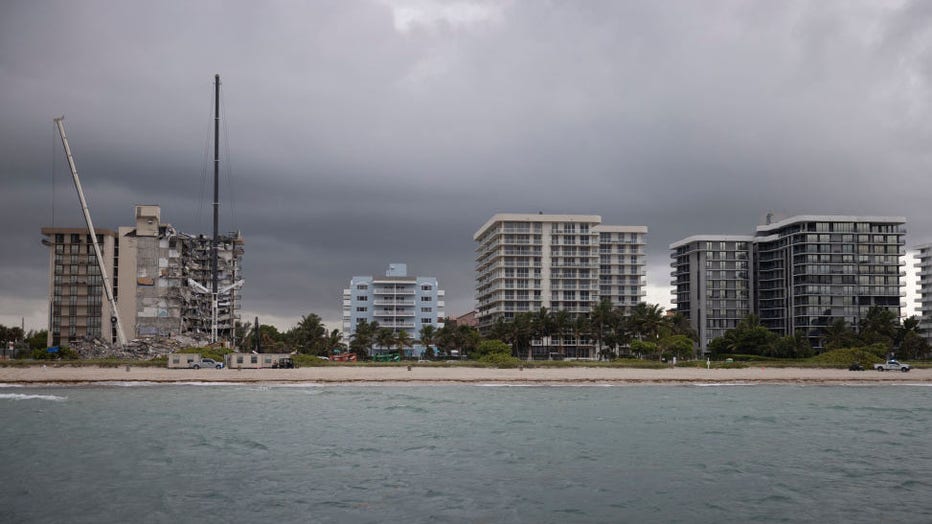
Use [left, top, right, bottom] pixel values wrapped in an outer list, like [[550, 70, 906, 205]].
[[292, 354, 330, 367], [477, 353, 524, 368], [473, 339, 511, 359], [808, 348, 884, 367]]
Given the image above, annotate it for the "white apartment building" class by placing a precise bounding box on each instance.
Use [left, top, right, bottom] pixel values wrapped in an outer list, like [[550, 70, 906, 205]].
[[474, 214, 647, 331], [914, 243, 932, 342]]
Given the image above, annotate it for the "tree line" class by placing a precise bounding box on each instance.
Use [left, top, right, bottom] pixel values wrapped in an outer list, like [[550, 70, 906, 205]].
[[707, 307, 930, 359], [237, 314, 482, 359], [238, 300, 703, 361], [0, 325, 48, 351], [485, 300, 698, 360]]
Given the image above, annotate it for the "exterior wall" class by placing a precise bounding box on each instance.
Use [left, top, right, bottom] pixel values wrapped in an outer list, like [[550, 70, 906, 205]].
[[915, 243, 932, 342], [669, 236, 754, 352], [596, 225, 648, 315], [224, 352, 292, 369], [453, 310, 478, 327], [474, 214, 648, 333], [342, 264, 445, 357], [116, 226, 138, 343], [167, 353, 200, 368], [41, 227, 117, 347], [133, 206, 183, 337]]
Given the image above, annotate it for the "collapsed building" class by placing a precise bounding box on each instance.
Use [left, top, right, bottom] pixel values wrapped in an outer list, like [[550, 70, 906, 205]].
[[42, 205, 244, 348]]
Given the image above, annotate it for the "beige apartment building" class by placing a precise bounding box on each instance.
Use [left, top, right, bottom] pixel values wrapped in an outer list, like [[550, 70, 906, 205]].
[[474, 214, 647, 338]]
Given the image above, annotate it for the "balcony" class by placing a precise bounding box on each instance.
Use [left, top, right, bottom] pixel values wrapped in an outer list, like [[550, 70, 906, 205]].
[[373, 288, 415, 295], [374, 299, 415, 306]]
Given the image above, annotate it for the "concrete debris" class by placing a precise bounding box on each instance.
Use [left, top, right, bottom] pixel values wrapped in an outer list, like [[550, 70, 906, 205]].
[[67, 334, 213, 360]]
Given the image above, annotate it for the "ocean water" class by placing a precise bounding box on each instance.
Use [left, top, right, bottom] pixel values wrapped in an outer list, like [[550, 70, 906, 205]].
[[1, 384, 931, 523]]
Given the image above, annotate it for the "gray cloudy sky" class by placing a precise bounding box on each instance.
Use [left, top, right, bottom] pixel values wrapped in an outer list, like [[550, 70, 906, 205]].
[[2, 0, 932, 332]]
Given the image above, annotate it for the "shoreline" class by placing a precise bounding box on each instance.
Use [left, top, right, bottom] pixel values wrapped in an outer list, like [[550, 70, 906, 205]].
[[1, 365, 930, 386]]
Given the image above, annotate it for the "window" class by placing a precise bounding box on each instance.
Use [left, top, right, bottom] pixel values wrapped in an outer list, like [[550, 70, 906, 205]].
[[357, 284, 368, 290], [421, 318, 432, 324], [421, 296, 431, 302], [356, 307, 368, 312], [421, 307, 432, 312], [356, 295, 368, 301], [421, 284, 432, 291]]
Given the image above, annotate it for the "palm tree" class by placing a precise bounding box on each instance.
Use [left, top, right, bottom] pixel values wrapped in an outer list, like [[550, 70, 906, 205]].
[[627, 303, 668, 360], [552, 310, 572, 357], [532, 306, 552, 358], [395, 330, 413, 359], [604, 313, 630, 358], [589, 299, 615, 360], [456, 324, 481, 357], [290, 313, 327, 354], [668, 312, 698, 342], [489, 317, 509, 343], [324, 329, 344, 356], [858, 306, 898, 346], [628, 303, 667, 342], [418, 324, 437, 359], [510, 313, 534, 360], [350, 319, 377, 357], [375, 327, 396, 356], [822, 317, 855, 351], [572, 314, 590, 359]]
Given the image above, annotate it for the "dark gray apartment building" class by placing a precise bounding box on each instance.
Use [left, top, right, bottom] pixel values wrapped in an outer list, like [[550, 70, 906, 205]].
[[672, 215, 906, 352]]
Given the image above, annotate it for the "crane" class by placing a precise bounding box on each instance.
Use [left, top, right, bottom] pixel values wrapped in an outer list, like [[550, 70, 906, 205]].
[[54, 117, 128, 349]]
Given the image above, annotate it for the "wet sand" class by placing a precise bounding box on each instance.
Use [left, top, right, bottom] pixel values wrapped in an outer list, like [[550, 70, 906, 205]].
[[0, 365, 929, 385]]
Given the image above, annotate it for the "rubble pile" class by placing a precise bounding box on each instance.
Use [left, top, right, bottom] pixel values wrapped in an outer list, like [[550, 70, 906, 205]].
[[68, 334, 211, 360]]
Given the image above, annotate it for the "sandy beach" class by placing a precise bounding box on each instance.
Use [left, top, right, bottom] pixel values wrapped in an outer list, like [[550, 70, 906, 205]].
[[0, 365, 930, 385]]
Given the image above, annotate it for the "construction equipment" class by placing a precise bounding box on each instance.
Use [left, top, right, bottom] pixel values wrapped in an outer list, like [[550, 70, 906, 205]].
[[54, 117, 127, 348]]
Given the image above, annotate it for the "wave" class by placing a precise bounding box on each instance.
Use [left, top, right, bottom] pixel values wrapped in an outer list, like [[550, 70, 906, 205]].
[[0, 393, 67, 401], [474, 383, 606, 387], [693, 383, 755, 387]]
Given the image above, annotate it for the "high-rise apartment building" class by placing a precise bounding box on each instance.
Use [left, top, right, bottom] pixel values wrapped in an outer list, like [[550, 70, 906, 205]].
[[754, 216, 905, 344], [671, 215, 906, 352], [474, 214, 647, 332], [42, 205, 245, 347], [912, 243, 932, 342], [41, 228, 119, 347], [670, 236, 754, 351], [342, 264, 445, 357]]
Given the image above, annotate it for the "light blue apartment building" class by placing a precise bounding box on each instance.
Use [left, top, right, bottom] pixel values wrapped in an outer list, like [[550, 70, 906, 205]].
[[342, 264, 445, 357]]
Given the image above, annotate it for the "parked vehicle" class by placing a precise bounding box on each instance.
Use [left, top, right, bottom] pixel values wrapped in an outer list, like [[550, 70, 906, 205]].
[[848, 362, 864, 371], [873, 360, 910, 372], [272, 357, 295, 369], [191, 358, 224, 370]]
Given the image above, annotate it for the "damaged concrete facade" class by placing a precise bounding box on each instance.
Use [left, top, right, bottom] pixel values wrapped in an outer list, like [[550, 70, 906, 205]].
[[43, 205, 244, 347]]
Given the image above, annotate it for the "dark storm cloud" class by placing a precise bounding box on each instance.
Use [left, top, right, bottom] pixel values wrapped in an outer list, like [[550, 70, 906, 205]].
[[3, 0, 932, 330]]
